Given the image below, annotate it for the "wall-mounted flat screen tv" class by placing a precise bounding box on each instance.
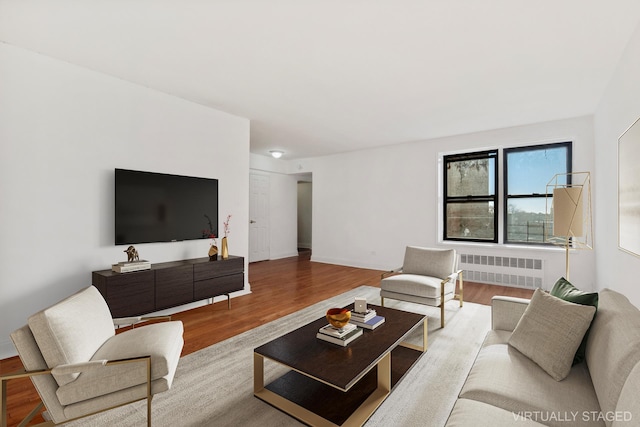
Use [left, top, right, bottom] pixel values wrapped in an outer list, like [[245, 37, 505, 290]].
[[115, 168, 218, 245]]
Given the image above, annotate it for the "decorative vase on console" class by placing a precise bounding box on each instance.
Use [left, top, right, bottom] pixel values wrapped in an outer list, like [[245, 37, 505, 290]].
[[222, 214, 231, 259], [221, 237, 228, 259]]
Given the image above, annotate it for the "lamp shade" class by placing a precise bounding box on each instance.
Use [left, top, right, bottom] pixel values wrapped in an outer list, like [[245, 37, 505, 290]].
[[553, 187, 584, 238]]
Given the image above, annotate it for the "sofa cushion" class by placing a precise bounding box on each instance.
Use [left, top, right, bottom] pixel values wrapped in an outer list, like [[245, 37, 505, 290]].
[[56, 320, 184, 405], [446, 398, 547, 427], [460, 332, 604, 427], [402, 246, 455, 279], [550, 277, 598, 365], [585, 289, 640, 427], [27, 286, 115, 386], [381, 274, 455, 298], [613, 361, 640, 427]]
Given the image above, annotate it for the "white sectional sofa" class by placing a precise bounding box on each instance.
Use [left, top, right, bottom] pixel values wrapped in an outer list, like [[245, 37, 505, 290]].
[[445, 288, 640, 427]]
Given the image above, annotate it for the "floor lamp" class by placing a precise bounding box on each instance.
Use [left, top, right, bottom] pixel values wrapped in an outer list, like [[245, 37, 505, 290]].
[[546, 172, 593, 281]]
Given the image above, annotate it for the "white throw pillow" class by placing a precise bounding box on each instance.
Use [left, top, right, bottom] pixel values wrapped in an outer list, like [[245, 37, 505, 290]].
[[508, 288, 596, 381]]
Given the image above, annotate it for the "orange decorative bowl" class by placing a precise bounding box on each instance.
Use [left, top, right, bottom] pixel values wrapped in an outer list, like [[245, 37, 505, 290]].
[[326, 308, 351, 329]]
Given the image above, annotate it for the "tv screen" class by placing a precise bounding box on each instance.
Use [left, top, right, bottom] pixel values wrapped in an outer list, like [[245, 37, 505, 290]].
[[115, 169, 218, 245]]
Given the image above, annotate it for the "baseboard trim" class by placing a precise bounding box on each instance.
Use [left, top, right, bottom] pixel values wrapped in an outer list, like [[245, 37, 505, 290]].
[[269, 251, 300, 260], [310, 255, 383, 271]]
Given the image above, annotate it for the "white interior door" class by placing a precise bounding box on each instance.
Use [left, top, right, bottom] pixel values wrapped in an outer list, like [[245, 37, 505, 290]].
[[249, 173, 270, 262]]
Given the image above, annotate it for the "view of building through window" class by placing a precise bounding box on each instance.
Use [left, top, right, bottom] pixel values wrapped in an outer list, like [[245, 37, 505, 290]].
[[444, 150, 497, 242], [443, 142, 571, 245]]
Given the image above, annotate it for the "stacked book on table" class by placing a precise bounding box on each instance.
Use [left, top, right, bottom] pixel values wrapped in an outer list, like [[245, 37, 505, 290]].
[[316, 323, 363, 346], [349, 308, 385, 330], [111, 260, 151, 273]]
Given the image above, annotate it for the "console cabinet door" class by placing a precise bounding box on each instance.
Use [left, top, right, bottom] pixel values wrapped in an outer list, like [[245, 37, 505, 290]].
[[194, 273, 244, 300], [193, 257, 243, 281], [101, 270, 155, 317], [156, 265, 194, 310]]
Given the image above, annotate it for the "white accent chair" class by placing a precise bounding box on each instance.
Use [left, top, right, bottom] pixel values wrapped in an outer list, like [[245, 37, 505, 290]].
[[1, 286, 184, 426], [380, 246, 463, 328]]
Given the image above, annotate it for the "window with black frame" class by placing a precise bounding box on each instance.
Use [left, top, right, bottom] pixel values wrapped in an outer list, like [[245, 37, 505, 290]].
[[503, 142, 572, 244], [443, 150, 498, 242]]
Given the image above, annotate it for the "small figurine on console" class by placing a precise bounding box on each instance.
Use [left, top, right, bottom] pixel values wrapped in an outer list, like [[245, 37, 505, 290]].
[[203, 214, 218, 261], [208, 243, 218, 261], [124, 245, 139, 263]]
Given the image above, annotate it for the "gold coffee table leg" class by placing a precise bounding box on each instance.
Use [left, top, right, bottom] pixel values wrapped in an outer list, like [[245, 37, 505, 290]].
[[342, 351, 391, 427], [253, 353, 264, 393], [399, 317, 428, 352]]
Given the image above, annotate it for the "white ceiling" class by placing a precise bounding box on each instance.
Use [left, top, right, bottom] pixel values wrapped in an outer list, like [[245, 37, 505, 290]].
[[2, 1, 640, 159]]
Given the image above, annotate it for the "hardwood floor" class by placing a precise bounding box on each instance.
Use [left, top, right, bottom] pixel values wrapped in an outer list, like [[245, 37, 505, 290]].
[[0, 251, 533, 426]]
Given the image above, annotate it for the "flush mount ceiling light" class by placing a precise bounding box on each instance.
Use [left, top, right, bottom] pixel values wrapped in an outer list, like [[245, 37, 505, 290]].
[[270, 150, 284, 159]]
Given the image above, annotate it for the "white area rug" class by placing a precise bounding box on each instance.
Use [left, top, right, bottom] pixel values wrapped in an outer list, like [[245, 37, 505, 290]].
[[65, 286, 490, 426]]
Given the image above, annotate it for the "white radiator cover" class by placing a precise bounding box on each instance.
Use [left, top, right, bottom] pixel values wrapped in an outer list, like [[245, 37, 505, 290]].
[[459, 253, 543, 289]]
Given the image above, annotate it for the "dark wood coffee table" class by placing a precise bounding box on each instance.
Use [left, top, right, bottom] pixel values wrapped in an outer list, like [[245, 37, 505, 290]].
[[254, 304, 427, 426]]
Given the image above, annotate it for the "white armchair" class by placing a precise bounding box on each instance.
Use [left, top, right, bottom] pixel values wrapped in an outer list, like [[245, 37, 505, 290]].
[[380, 246, 463, 328], [1, 286, 184, 426]]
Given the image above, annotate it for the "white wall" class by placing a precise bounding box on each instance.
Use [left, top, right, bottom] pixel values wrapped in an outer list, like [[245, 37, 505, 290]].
[[594, 21, 640, 308], [298, 116, 596, 290], [0, 44, 250, 358]]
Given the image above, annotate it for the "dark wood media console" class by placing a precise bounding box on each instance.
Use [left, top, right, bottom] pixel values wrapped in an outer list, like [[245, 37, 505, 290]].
[[92, 256, 244, 317]]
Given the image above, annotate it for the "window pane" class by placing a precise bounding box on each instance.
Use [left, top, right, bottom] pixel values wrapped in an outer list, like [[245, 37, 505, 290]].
[[446, 157, 495, 197], [446, 202, 495, 240], [506, 198, 551, 243], [507, 146, 568, 195]]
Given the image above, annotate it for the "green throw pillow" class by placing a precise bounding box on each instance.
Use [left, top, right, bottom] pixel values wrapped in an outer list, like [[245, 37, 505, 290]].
[[550, 277, 598, 365]]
